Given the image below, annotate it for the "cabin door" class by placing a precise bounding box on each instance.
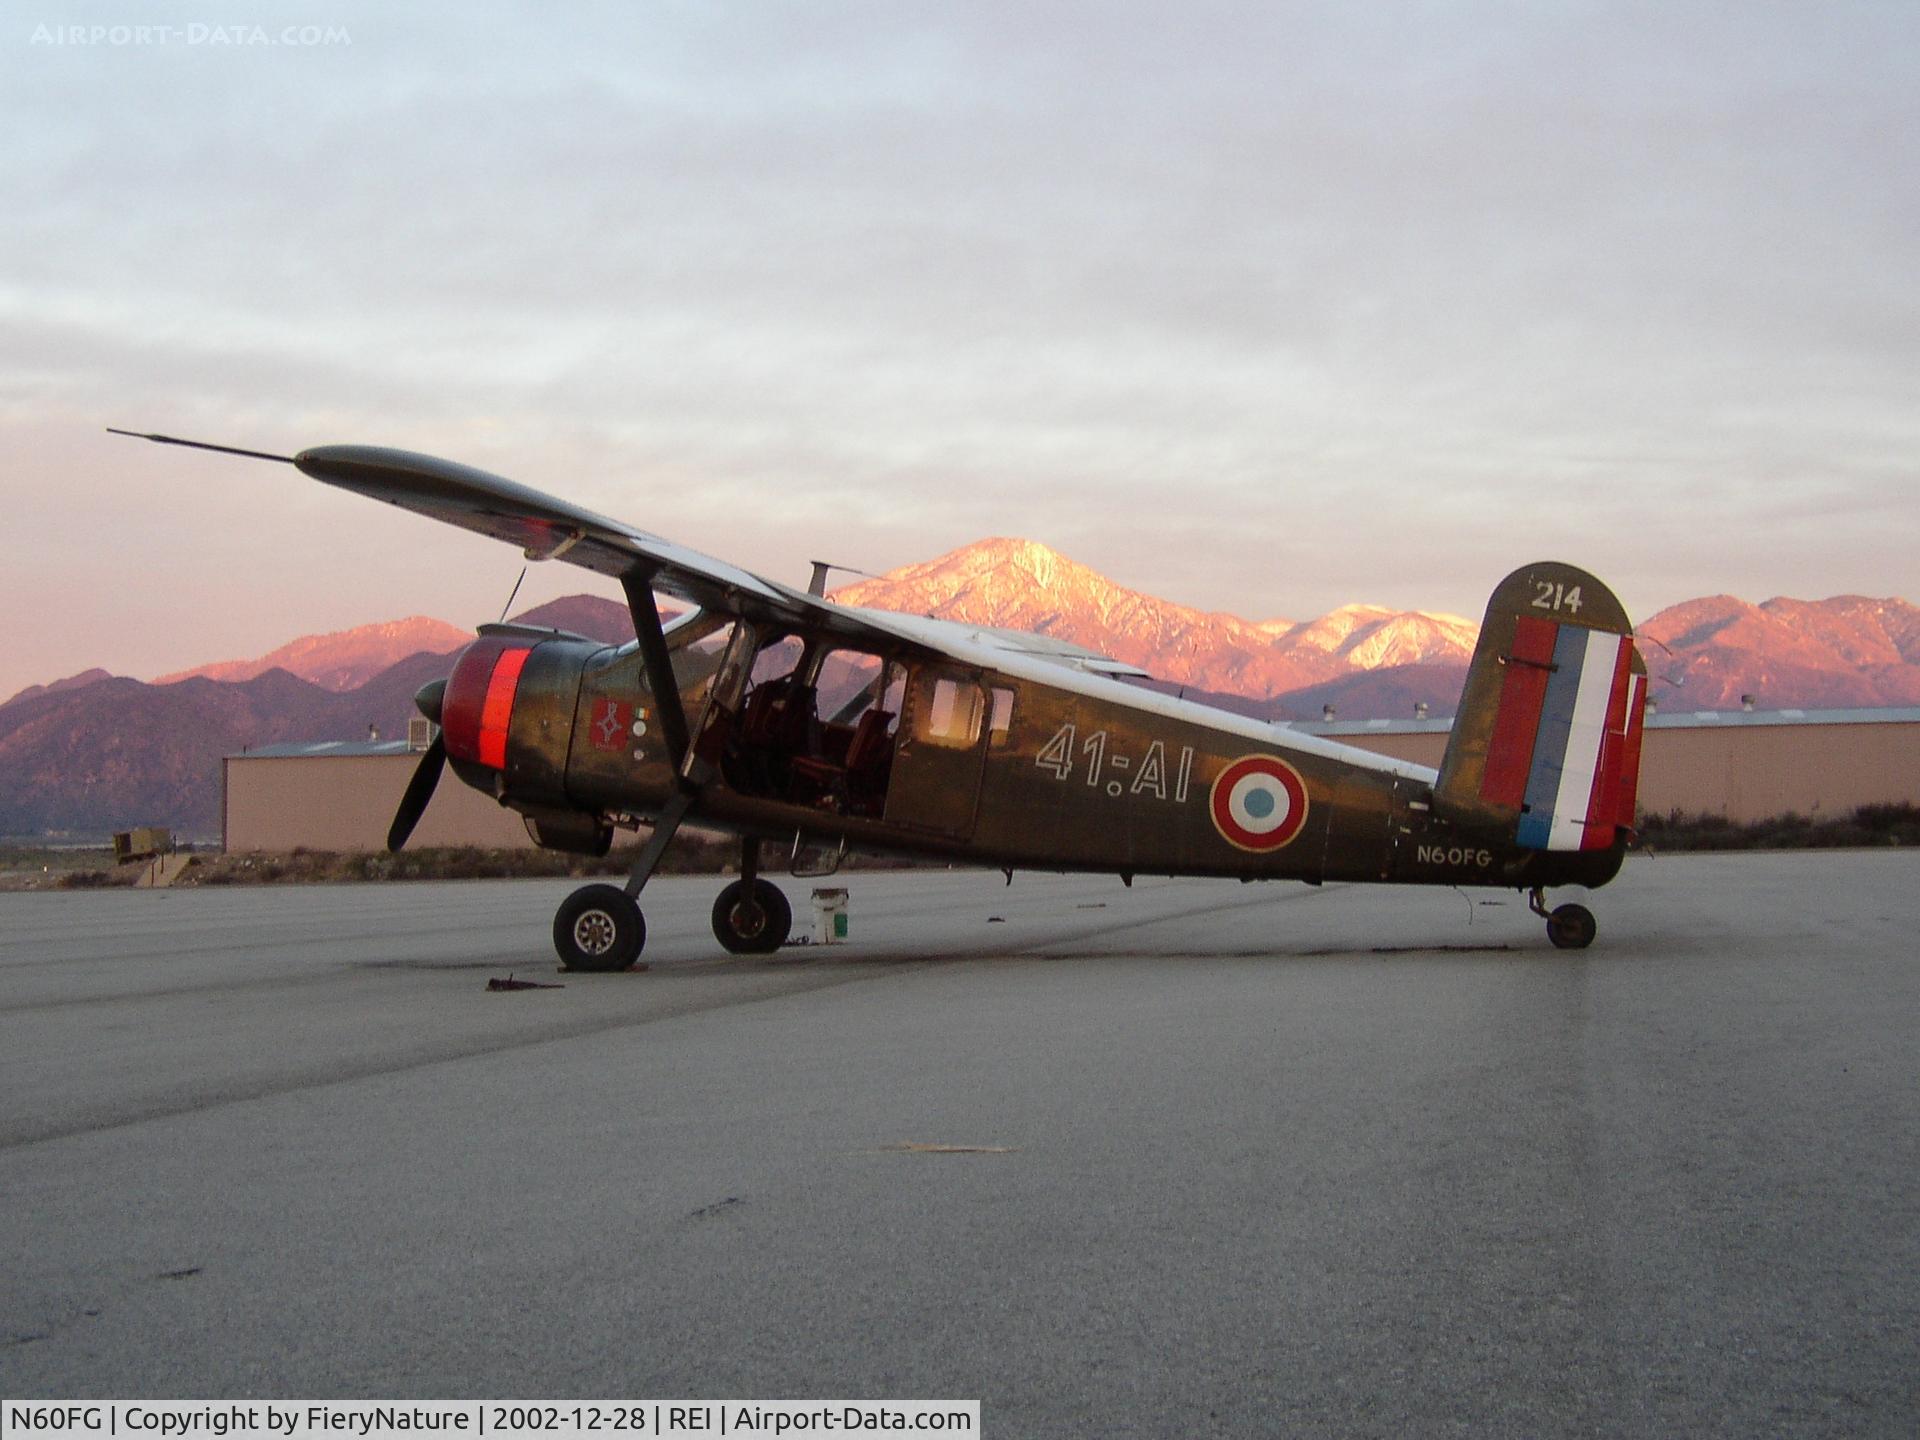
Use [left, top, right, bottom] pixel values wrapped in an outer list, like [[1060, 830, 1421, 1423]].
[[884, 665, 990, 837]]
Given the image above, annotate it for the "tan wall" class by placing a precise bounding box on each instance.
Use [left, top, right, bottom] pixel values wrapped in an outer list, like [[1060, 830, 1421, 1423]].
[[1334, 719, 1920, 824], [223, 755, 538, 852], [1630, 721, 1920, 821]]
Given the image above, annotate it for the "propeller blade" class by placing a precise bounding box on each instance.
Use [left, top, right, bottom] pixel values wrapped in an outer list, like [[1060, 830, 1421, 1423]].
[[387, 735, 445, 852]]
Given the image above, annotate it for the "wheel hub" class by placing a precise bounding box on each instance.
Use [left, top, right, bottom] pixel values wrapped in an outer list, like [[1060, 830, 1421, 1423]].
[[573, 909, 618, 955]]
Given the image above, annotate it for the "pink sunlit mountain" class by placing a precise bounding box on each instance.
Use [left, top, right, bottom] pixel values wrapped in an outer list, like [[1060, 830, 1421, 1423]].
[[1639, 594, 1920, 709], [145, 598, 642, 699], [154, 617, 474, 692], [829, 538, 1477, 700]]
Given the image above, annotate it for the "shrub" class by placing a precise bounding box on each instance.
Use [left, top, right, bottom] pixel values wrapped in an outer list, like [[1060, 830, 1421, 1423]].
[[1638, 803, 1915, 852]]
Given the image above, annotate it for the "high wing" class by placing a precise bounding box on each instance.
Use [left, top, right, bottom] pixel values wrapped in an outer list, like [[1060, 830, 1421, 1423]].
[[291, 444, 1146, 681], [294, 445, 809, 616]]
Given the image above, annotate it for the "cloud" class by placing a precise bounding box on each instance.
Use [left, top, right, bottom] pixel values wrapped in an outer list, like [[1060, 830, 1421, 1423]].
[[1, 1, 1914, 701]]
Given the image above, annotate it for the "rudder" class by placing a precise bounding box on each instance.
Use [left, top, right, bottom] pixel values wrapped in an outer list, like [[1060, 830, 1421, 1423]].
[[1435, 562, 1647, 852]]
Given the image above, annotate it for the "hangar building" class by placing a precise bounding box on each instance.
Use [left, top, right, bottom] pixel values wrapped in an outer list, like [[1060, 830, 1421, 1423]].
[[222, 707, 1920, 853], [1308, 705, 1920, 824]]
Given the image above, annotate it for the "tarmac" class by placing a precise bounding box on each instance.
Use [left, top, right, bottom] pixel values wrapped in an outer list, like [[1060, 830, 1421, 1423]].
[[2, 852, 1916, 1437]]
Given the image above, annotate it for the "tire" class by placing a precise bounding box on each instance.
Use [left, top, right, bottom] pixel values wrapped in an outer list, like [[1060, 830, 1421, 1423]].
[[553, 884, 646, 971], [712, 878, 793, 955], [1546, 902, 1597, 951]]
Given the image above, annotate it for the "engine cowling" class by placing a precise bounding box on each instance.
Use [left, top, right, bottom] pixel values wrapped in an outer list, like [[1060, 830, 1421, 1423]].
[[438, 632, 606, 827], [441, 636, 534, 774]]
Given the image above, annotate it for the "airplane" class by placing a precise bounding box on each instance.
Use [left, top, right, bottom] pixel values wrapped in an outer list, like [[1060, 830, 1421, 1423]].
[[114, 430, 1649, 969]]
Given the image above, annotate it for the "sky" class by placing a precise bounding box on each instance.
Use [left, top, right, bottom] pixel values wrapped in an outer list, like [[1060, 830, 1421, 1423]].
[[2, 0, 1915, 702]]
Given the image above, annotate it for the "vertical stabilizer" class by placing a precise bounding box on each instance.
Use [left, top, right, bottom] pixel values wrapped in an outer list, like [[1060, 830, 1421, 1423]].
[[1435, 562, 1646, 851]]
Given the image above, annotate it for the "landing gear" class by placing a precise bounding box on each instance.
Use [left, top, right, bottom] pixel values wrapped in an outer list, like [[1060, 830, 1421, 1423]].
[[1530, 887, 1598, 950], [546, 819, 794, 969], [1547, 904, 1597, 950], [711, 879, 792, 953], [711, 839, 792, 953], [548, 789, 694, 971], [553, 883, 647, 971]]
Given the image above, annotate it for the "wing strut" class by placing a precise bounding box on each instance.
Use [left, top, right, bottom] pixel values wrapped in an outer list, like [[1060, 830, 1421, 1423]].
[[622, 573, 692, 778], [622, 787, 696, 899]]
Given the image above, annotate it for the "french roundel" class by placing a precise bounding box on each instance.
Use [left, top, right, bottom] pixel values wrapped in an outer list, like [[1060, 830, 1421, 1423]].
[[1209, 754, 1311, 852]]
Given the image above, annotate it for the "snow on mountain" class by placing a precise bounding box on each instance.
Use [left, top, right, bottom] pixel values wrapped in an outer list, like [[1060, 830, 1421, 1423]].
[[831, 538, 1479, 697]]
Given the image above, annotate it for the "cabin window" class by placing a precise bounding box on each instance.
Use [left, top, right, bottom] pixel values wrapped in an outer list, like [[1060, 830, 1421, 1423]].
[[989, 688, 1015, 745], [750, 634, 805, 685], [668, 619, 738, 701], [924, 676, 984, 748], [819, 649, 889, 724]]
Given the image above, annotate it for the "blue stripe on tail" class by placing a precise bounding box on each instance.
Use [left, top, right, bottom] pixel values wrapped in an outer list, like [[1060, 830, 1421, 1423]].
[[1516, 626, 1591, 849]]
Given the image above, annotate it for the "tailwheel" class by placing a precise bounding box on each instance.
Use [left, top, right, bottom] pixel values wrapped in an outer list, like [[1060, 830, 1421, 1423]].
[[1546, 902, 1597, 950], [712, 878, 792, 955], [1530, 887, 1598, 950], [554, 883, 647, 971]]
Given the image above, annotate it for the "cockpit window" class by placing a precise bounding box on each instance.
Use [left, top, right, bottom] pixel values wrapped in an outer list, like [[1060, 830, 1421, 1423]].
[[750, 634, 806, 685], [668, 619, 738, 698], [820, 649, 888, 725]]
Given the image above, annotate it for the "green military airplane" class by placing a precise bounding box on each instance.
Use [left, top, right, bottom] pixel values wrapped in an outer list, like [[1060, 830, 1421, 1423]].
[[116, 431, 1648, 969]]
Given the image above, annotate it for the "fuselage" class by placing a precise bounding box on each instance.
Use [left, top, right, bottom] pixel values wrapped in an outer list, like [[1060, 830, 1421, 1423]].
[[456, 617, 1624, 894]]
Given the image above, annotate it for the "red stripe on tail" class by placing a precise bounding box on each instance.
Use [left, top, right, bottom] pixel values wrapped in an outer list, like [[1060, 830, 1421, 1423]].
[[1613, 673, 1647, 830], [1479, 615, 1558, 809], [1579, 639, 1636, 849]]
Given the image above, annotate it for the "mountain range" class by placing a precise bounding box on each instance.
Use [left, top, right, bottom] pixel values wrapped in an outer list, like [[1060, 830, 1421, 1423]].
[[153, 616, 474, 691], [4, 540, 1914, 837], [830, 539, 1479, 701]]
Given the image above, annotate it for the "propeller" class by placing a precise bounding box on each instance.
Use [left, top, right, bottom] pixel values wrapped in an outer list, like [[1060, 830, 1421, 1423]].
[[387, 679, 448, 853]]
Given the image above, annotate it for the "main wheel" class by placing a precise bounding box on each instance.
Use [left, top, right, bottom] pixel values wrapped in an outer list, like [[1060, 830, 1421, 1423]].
[[1546, 902, 1597, 950], [712, 878, 793, 954], [554, 884, 646, 971]]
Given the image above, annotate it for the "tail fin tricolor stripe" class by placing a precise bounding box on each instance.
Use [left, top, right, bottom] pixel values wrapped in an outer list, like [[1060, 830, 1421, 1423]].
[[1478, 614, 1558, 809], [1611, 672, 1647, 832], [1579, 642, 1638, 850], [1433, 563, 1644, 852], [1513, 625, 1628, 851]]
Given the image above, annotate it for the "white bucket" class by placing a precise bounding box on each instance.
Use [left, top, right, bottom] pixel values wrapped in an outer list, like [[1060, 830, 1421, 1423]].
[[810, 887, 850, 944]]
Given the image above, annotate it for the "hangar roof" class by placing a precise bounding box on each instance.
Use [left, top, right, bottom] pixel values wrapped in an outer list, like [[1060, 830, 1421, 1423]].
[[230, 739, 427, 759]]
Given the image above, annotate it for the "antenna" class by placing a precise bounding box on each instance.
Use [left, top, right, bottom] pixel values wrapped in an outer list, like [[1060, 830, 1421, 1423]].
[[107, 428, 295, 464], [499, 566, 527, 623], [806, 560, 881, 597]]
